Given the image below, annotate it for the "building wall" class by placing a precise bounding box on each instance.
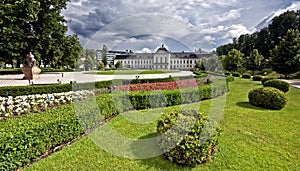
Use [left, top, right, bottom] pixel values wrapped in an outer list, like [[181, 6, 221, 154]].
[[114, 51, 211, 70]]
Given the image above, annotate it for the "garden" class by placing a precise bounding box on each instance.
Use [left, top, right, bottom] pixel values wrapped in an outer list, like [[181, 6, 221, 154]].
[[0, 74, 299, 171]]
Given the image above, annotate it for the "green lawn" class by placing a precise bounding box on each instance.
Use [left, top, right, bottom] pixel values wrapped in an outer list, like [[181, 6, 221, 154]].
[[24, 78, 300, 170], [86, 70, 180, 75]]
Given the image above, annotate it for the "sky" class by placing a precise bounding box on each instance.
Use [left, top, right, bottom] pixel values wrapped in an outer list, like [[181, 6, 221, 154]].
[[62, 0, 300, 52]]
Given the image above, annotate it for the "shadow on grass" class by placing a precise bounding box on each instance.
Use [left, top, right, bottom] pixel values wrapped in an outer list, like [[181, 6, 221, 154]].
[[236, 102, 268, 111], [130, 133, 183, 170]]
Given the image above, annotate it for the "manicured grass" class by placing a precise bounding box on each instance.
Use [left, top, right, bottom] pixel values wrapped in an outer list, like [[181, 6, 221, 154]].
[[24, 78, 300, 170], [86, 70, 180, 75]]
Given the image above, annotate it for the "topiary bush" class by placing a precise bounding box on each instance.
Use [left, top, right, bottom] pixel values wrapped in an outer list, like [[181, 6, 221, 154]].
[[248, 87, 287, 110], [157, 109, 221, 167], [231, 72, 240, 77], [226, 75, 235, 82], [261, 77, 276, 85], [242, 74, 251, 79], [252, 75, 263, 81], [224, 71, 231, 76], [263, 79, 289, 93]]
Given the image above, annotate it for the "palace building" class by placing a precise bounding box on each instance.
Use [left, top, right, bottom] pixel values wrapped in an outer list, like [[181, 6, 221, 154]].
[[114, 45, 213, 70]]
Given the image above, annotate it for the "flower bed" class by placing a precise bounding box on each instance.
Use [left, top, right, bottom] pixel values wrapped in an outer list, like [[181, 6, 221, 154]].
[[0, 90, 94, 118], [115, 79, 200, 92]]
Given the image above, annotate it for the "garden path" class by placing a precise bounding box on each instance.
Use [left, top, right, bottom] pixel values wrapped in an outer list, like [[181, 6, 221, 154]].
[[0, 71, 194, 87], [281, 79, 300, 89]]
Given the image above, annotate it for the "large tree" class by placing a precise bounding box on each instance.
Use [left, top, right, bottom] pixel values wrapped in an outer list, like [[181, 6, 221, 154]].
[[0, 0, 82, 68], [270, 29, 300, 77]]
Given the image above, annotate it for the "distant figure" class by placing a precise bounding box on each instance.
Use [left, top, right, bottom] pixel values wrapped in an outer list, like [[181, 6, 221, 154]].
[[57, 79, 61, 84], [62, 73, 64, 77]]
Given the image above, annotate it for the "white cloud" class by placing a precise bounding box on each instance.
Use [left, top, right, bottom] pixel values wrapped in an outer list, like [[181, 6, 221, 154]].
[[224, 24, 251, 38], [215, 9, 243, 22], [136, 48, 153, 53], [63, 0, 300, 51]]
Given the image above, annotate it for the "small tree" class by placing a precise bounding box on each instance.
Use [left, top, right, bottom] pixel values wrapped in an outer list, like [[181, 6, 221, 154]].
[[115, 61, 123, 69], [245, 49, 263, 75], [98, 61, 105, 70], [270, 29, 300, 77], [194, 61, 205, 71], [101, 45, 108, 67], [222, 49, 244, 72]]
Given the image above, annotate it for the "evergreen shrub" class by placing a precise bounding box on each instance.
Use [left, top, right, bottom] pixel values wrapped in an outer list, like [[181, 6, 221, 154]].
[[157, 109, 221, 166], [242, 74, 251, 79], [261, 77, 276, 85], [231, 72, 240, 77], [263, 79, 289, 93], [252, 75, 263, 81], [248, 87, 287, 110]]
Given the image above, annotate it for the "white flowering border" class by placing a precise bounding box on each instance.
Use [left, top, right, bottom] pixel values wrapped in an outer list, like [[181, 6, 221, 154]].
[[0, 90, 94, 117]]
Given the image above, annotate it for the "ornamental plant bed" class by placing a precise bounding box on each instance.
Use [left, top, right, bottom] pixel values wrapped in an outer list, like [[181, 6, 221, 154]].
[[115, 79, 202, 92]]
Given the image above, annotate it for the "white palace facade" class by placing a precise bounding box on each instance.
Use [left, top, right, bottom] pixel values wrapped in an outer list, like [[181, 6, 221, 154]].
[[114, 45, 213, 70]]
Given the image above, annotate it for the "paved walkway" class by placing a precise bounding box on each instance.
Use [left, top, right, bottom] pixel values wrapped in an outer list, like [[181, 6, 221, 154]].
[[0, 71, 194, 87], [281, 79, 300, 89]]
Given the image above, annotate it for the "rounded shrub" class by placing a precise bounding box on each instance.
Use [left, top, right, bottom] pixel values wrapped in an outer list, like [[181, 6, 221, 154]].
[[242, 74, 251, 79], [252, 75, 263, 81], [261, 77, 276, 85], [224, 71, 231, 76], [263, 79, 289, 93], [157, 109, 221, 167], [248, 87, 287, 110], [226, 75, 235, 82], [231, 72, 240, 77]]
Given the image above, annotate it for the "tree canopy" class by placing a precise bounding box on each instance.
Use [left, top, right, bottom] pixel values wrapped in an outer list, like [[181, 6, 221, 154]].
[[216, 10, 300, 60], [270, 29, 300, 77], [0, 0, 82, 68], [222, 49, 244, 72]]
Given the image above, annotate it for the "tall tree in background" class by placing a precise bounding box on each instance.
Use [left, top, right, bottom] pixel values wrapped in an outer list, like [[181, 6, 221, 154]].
[[270, 29, 300, 77], [0, 0, 82, 68], [269, 10, 299, 48], [245, 49, 263, 75], [101, 45, 108, 67]]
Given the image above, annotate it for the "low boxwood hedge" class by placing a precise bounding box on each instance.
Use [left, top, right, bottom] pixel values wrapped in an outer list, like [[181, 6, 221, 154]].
[[231, 72, 240, 77], [242, 74, 251, 79], [263, 79, 289, 93], [261, 77, 276, 85], [248, 87, 287, 110], [0, 105, 84, 171], [226, 75, 235, 82], [252, 75, 263, 81], [157, 109, 221, 166], [0, 81, 112, 97]]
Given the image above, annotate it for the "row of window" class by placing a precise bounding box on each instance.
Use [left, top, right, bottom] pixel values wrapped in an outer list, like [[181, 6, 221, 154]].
[[122, 64, 194, 69], [121, 59, 200, 65]]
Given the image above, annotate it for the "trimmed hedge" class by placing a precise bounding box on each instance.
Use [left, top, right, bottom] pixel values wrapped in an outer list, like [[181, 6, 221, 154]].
[[252, 75, 263, 81], [261, 77, 276, 85], [0, 81, 112, 97], [226, 76, 235, 82], [263, 79, 289, 93], [248, 87, 287, 110], [231, 72, 240, 77], [157, 109, 221, 166], [0, 105, 83, 171], [242, 74, 251, 79]]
